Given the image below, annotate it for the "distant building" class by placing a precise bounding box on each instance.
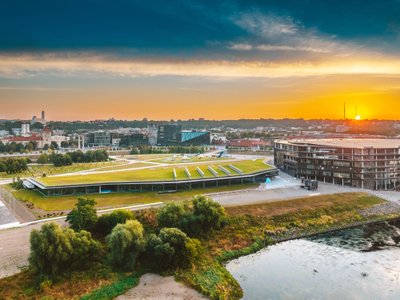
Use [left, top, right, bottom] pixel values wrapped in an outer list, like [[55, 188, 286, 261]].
[[229, 138, 270, 150], [0, 130, 9, 137], [336, 125, 349, 133], [120, 133, 149, 147], [42, 127, 52, 146], [180, 130, 210, 145], [157, 124, 182, 145], [148, 124, 158, 146], [274, 139, 400, 190], [4, 135, 44, 148], [87, 131, 112, 147], [31, 110, 46, 126], [11, 128, 22, 136], [21, 123, 30, 135]]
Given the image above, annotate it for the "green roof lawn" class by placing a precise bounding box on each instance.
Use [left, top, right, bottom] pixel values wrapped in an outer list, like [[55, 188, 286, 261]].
[[36, 159, 272, 186]]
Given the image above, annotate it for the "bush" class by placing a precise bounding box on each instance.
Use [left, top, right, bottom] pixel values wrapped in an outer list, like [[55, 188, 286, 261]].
[[156, 202, 186, 228], [37, 154, 49, 165], [157, 196, 227, 237], [146, 227, 202, 270], [94, 210, 134, 236], [66, 198, 98, 232], [29, 222, 101, 277], [10, 179, 24, 190], [190, 195, 226, 235], [106, 220, 145, 271]]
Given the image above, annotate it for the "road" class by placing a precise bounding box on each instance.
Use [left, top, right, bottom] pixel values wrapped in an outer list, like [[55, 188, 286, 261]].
[[212, 172, 400, 207]]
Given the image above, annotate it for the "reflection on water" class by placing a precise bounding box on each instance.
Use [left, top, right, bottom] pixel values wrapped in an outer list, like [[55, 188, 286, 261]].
[[226, 222, 400, 300]]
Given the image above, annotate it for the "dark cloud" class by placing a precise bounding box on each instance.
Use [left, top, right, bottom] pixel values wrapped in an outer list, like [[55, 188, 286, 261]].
[[0, 0, 399, 62]]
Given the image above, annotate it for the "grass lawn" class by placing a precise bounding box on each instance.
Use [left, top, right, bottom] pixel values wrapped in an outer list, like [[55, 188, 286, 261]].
[[0, 161, 123, 179], [12, 184, 258, 211], [89, 162, 158, 172], [151, 156, 229, 164], [36, 159, 272, 186]]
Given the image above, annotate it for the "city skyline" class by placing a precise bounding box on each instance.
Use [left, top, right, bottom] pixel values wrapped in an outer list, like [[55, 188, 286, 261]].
[[1, 1, 400, 120]]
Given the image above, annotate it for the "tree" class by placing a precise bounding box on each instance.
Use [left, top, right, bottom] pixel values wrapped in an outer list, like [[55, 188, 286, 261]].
[[37, 154, 49, 165], [3, 158, 28, 174], [29, 222, 101, 277], [146, 228, 201, 270], [94, 209, 134, 236], [191, 195, 226, 235], [156, 202, 186, 228], [130, 147, 139, 155], [50, 141, 59, 150], [66, 198, 98, 232], [60, 141, 69, 148], [106, 220, 145, 271]]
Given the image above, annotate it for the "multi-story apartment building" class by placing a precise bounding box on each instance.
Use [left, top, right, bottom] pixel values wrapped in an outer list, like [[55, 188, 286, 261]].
[[274, 139, 400, 190]]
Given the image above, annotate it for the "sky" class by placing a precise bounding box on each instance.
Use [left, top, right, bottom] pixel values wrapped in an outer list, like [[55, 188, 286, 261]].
[[1, 0, 400, 121]]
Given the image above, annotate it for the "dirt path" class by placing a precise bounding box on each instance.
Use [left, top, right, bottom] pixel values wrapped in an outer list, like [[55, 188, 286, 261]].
[[116, 274, 207, 300]]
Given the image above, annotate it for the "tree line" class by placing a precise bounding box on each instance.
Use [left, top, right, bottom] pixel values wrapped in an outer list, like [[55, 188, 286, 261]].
[[29, 195, 226, 280], [0, 158, 29, 174], [0, 141, 38, 154], [37, 150, 109, 167]]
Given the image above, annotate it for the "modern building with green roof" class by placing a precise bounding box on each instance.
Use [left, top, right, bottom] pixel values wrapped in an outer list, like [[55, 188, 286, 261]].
[[24, 159, 278, 197]]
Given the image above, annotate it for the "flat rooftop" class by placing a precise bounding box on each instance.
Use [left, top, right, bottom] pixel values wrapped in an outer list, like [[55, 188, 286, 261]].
[[276, 138, 400, 149]]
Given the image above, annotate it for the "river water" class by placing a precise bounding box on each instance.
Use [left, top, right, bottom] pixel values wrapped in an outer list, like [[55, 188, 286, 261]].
[[226, 222, 400, 300]]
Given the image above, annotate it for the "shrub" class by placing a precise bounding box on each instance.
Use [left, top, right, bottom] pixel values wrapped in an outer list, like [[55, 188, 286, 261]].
[[95, 210, 134, 236], [66, 198, 98, 232], [29, 223, 101, 277], [191, 195, 227, 234], [156, 202, 186, 228], [106, 220, 145, 271], [146, 227, 202, 270]]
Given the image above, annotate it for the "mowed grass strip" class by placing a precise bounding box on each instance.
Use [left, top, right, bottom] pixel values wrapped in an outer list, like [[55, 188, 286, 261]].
[[36, 159, 272, 186]]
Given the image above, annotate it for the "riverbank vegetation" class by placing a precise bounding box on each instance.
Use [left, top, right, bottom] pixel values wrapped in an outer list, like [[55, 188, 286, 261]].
[[0, 192, 398, 300]]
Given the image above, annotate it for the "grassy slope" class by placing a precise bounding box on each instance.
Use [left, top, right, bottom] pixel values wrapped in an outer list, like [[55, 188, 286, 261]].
[[36, 159, 271, 186], [12, 184, 258, 211]]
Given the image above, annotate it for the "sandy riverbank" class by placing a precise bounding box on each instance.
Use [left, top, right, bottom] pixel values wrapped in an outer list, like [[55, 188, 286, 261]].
[[116, 273, 207, 300]]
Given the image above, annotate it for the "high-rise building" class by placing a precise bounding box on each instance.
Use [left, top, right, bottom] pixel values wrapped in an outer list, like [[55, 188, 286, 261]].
[[157, 124, 182, 145], [148, 124, 158, 146], [21, 123, 30, 135]]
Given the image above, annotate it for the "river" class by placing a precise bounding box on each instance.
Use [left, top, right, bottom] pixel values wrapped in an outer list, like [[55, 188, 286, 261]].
[[226, 221, 400, 300]]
